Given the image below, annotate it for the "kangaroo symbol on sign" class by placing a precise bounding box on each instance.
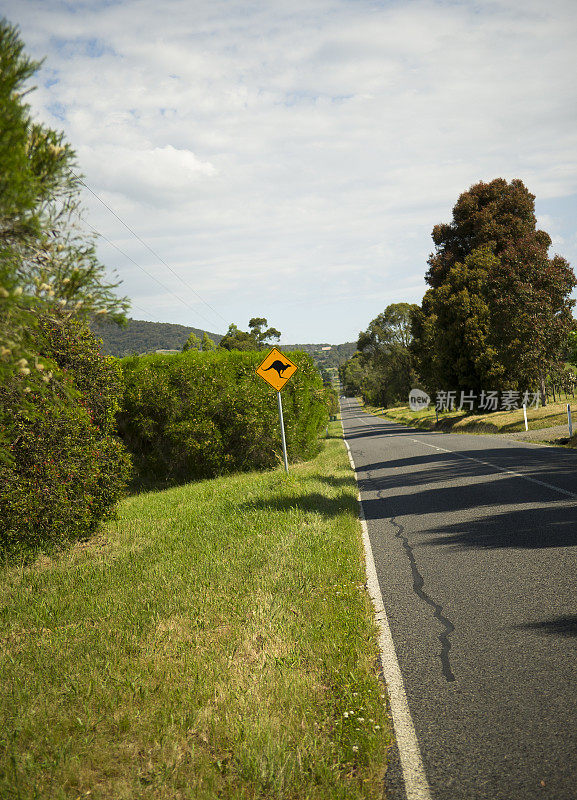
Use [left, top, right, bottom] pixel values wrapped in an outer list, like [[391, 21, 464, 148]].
[[263, 359, 291, 378]]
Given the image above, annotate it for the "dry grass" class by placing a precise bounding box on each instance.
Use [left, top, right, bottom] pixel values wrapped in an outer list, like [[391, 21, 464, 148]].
[[367, 399, 577, 439]]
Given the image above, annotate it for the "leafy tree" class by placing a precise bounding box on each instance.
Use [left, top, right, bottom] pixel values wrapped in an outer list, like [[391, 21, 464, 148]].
[[489, 240, 575, 400], [339, 353, 366, 397], [357, 302, 416, 352], [354, 302, 419, 406], [566, 331, 577, 366], [182, 332, 201, 351], [412, 178, 576, 402], [201, 332, 216, 351], [0, 19, 128, 420], [218, 324, 255, 351], [219, 317, 281, 351], [411, 247, 505, 394], [248, 317, 281, 348], [182, 331, 217, 353], [0, 20, 131, 553]]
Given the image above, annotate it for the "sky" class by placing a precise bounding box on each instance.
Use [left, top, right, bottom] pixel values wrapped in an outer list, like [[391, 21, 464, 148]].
[[4, 0, 577, 343]]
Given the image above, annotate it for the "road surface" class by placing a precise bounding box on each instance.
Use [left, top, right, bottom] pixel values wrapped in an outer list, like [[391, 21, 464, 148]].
[[341, 398, 577, 800]]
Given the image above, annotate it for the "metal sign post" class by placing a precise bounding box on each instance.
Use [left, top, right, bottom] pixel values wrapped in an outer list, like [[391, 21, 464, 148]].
[[256, 347, 298, 475], [277, 391, 289, 474]]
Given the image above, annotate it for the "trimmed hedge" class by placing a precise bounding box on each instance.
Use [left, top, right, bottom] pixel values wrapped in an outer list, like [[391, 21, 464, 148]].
[[0, 317, 132, 556], [118, 349, 329, 483]]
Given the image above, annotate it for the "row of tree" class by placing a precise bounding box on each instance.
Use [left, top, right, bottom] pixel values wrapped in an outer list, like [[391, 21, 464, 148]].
[[341, 179, 576, 407]]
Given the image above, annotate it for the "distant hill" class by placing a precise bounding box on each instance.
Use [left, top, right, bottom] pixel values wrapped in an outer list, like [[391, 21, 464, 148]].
[[92, 318, 357, 368], [91, 318, 223, 357]]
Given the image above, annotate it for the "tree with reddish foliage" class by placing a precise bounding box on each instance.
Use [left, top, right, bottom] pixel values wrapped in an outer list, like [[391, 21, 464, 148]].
[[412, 178, 576, 402]]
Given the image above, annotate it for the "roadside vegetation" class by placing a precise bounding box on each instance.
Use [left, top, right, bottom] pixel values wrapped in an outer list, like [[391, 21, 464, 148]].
[[1, 316, 132, 556], [0, 420, 391, 800], [341, 179, 577, 414], [0, 21, 131, 558], [364, 398, 577, 438], [118, 349, 331, 488], [7, 19, 577, 800]]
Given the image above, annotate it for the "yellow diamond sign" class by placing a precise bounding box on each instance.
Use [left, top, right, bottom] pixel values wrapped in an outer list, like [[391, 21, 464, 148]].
[[256, 347, 298, 392]]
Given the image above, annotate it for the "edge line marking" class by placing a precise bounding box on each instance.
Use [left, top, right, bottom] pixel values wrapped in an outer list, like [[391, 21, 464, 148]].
[[341, 406, 433, 800]]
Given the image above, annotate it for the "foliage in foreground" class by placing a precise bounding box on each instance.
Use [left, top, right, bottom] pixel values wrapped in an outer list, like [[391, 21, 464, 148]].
[[0, 424, 391, 799], [0, 19, 128, 437], [0, 20, 131, 556], [118, 349, 330, 485], [0, 317, 131, 555]]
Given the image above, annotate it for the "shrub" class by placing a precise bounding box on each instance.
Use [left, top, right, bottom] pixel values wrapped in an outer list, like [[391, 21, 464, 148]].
[[325, 384, 339, 417], [36, 315, 125, 434], [0, 316, 132, 556], [118, 349, 328, 484]]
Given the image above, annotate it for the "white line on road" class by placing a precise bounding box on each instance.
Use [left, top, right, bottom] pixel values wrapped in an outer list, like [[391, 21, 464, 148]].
[[342, 400, 577, 501], [343, 435, 433, 800], [340, 398, 577, 799], [411, 439, 577, 500]]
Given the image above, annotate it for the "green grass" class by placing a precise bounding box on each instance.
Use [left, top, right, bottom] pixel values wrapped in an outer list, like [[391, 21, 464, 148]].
[[0, 421, 391, 799], [366, 398, 577, 437]]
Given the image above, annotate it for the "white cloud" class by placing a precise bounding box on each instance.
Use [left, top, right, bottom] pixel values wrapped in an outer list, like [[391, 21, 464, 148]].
[[4, 0, 577, 341], [78, 144, 216, 204]]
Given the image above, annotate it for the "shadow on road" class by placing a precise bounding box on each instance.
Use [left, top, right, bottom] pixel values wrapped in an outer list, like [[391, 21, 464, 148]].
[[343, 420, 447, 441], [422, 506, 577, 549], [345, 410, 577, 551], [516, 615, 577, 637]]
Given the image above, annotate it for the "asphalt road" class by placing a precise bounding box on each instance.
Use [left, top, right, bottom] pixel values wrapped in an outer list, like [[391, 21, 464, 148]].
[[340, 398, 577, 800]]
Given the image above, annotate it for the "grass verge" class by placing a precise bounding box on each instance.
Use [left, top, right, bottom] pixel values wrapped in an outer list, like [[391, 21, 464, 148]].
[[365, 399, 577, 438], [0, 420, 391, 800]]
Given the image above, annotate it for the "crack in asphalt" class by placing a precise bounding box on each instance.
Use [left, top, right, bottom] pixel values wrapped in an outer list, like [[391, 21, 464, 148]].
[[345, 407, 457, 682], [363, 462, 457, 683], [389, 516, 456, 683]]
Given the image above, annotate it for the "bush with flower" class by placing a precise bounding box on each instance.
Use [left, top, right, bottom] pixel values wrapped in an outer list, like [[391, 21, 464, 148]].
[[0, 21, 131, 555], [0, 315, 132, 555]]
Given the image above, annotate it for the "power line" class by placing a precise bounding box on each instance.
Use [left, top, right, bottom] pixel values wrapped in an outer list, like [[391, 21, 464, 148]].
[[129, 302, 155, 318], [71, 170, 228, 325], [82, 218, 216, 328]]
